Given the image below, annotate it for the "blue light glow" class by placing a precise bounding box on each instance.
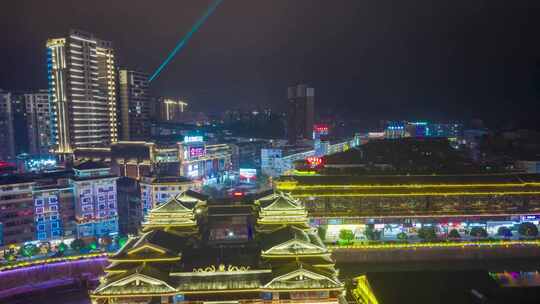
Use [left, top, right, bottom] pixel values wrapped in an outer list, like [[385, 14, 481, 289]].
[[148, 0, 224, 82]]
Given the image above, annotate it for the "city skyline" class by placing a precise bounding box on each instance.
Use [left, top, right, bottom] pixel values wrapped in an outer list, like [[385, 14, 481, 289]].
[[1, 0, 540, 128]]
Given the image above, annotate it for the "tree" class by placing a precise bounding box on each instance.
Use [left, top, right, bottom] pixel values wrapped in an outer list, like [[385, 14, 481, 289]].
[[339, 229, 355, 244], [364, 225, 381, 241], [3, 250, 16, 262], [448, 229, 461, 239], [397, 232, 408, 241], [39, 243, 50, 255], [118, 236, 128, 248], [20, 244, 38, 257], [317, 226, 328, 241], [497, 226, 512, 238], [70, 239, 86, 252], [417, 227, 437, 241], [518, 222, 539, 237], [58, 242, 67, 253], [87, 241, 98, 251], [469, 227, 488, 238]]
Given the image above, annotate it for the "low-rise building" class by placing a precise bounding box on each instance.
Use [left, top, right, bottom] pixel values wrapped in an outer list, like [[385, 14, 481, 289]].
[[0, 176, 35, 244], [116, 177, 142, 235], [140, 176, 202, 216], [76, 140, 235, 183], [261, 138, 358, 177], [33, 175, 76, 241], [71, 162, 119, 239], [276, 174, 540, 242]]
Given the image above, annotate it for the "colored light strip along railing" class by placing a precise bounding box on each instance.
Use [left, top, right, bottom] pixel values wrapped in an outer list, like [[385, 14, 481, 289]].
[[0, 252, 110, 272], [276, 182, 540, 191], [328, 240, 540, 251], [288, 191, 540, 197]]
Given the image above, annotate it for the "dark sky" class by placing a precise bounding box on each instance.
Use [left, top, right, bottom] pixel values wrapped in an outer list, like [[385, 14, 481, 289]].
[[1, 0, 540, 127]]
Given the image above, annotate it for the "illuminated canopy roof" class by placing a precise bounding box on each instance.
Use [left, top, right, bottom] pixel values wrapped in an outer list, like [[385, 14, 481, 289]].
[[261, 225, 328, 257], [143, 190, 206, 231], [263, 262, 343, 291], [255, 192, 309, 231], [92, 188, 344, 302], [110, 230, 186, 262], [276, 174, 540, 197], [94, 264, 176, 296]]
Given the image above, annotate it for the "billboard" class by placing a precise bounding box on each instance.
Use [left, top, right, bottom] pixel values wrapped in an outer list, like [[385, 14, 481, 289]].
[[189, 146, 205, 158], [306, 156, 324, 168], [239, 168, 257, 183], [184, 135, 204, 143]]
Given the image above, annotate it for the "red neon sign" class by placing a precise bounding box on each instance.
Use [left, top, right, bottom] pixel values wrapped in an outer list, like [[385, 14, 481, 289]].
[[313, 124, 329, 134], [306, 156, 324, 168]]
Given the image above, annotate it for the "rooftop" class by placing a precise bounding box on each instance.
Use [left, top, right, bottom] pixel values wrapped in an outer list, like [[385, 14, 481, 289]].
[[0, 174, 35, 186], [73, 161, 110, 171]]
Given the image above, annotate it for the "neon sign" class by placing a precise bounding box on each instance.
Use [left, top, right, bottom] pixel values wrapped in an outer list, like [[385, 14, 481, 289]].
[[306, 156, 324, 168], [189, 146, 205, 158], [239, 168, 257, 183], [313, 124, 329, 135], [184, 135, 204, 143]]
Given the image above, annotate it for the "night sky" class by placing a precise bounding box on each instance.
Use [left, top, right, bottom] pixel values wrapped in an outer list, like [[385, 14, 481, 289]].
[[1, 0, 540, 127]]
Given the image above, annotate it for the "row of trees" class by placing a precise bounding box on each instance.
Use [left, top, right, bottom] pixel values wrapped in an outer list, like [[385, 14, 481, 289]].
[[2, 236, 128, 263], [337, 222, 539, 243]]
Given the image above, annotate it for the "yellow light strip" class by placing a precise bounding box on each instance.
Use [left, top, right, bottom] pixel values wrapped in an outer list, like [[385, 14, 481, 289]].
[[352, 275, 379, 304], [291, 191, 540, 197], [127, 244, 167, 255], [91, 287, 342, 298], [277, 182, 540, 190], [328, 239, 540, 251]]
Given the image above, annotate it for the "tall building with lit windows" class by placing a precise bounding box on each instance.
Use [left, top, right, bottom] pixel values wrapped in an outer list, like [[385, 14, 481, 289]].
[[24, 90, 51, 155], [46, 30, 118, 159], [0, 90, 16, 160], [118, 69, 151, 141]]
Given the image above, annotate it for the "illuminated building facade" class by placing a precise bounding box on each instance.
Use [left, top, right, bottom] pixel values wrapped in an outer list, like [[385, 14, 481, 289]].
[[178, 139, 234, 182], [276, 174, 540, 241], [261, 139, 358, 177], [313, 124, 330, 156], [91, 190, 343, 303], [77, 141, 234, 182], [118, 69, 151, 141], [0, 176, 35, 245], [71, 161, 118, 238], [287, 84, 315, 144], [33, 177, 77, 241], [24, 90, 52, 155], [384, 121, 463, 147], [140, 176, 202, 216], [46, 30, 118, 157], [159, 97, 188, 122], [0, 90, 16, 160]]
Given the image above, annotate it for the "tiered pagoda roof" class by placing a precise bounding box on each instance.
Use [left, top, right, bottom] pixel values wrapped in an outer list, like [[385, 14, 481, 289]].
[[256, 191, 342, 292], [263, 262, 342, 291], [91, 190, 344, 303], [254, 191, 310, 232], [142, 190, 207, 235]]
